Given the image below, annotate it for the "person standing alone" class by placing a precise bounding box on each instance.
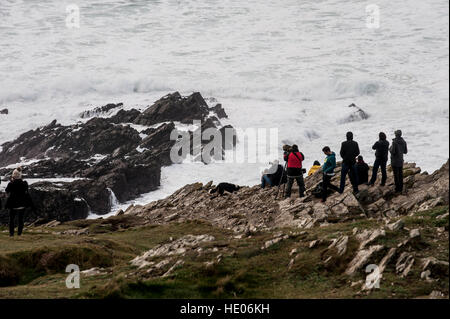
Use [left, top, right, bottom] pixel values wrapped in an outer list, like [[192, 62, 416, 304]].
[[389, 130, 408, 193], [368, 132, 389, 186], [284, 144, 305, 198], [5, 168, 34, 237], [339, 132, 360, 194]]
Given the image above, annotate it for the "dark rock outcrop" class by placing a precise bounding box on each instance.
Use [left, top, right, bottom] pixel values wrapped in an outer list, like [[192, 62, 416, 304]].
[[0, 118, 141, 167], [80, 103, 123, 119], [0, 92, 234, 223], [133, 92, 209, 126], [2, 182, 91, 225], [338, 103, 370, 124]]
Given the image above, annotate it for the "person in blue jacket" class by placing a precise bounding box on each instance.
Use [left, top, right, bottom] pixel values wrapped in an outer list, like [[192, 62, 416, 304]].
[[321, 146, 340, 202]]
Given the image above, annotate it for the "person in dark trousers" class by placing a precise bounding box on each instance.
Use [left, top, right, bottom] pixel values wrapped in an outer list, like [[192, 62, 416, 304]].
[[389, 130, 408, 193], [339, 131, 360, 193], [283, 144, 305, 198], [355, 155, 369, 185], [368, 132, 389, 186], [5, 168, 34, 237], [321, 146, 340, 202], [261, 160, 285, 188], [270, 162, 286, 187]]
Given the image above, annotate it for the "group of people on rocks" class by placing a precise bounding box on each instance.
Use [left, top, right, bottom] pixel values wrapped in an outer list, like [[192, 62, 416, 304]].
[[261, 130, 408, 202], [1, 129, 408, 237], [0, 167, 35, 237]]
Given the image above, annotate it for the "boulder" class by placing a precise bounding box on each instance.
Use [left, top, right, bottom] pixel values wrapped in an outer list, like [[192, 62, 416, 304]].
[[211, 103, 228, 119], [0, 92, 234, 224], [79, 103, 123, 118], [337, 103, 370, 124], [386, 219, 404, 232], [131, 234, 215, 269], [26, 182, 90, 223], [109, 109, 141, 124], [345, 245, 385, 276], [133, 92, 210, 126], [395, 252, 414, 277], [421, 257, 449, 278], [356, 228, 385, 249]]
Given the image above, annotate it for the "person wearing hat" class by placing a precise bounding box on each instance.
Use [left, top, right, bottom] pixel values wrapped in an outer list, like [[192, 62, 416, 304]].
[[389, 130, 408, 193], [5, 167, 34, 237]]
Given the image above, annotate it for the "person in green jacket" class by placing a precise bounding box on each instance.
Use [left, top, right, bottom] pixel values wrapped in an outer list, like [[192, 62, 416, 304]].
[[321, 146, 340, 202]]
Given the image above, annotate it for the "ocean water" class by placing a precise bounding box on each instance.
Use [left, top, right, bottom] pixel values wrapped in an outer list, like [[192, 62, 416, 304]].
[[1, 0, 448, 213]]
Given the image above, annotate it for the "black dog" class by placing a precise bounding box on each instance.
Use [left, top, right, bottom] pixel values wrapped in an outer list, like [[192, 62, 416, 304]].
[[209, 182, 240, 196]]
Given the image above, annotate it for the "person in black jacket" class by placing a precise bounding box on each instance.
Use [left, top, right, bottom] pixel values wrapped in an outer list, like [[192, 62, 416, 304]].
[[368, 132, 389, 186], [5, 168, 34, 237], [389, 130, 408, 193], [339, 132, 360, 193], [270, 162, 286, 186], [261, 160, 285, 188], [355, 155, 369, 185]]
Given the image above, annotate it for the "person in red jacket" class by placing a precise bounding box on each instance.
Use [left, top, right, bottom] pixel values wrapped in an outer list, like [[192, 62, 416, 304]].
[[283, 144, 305, 198]]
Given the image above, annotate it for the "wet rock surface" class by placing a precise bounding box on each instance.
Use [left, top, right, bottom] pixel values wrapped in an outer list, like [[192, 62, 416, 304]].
[[0, 92, 234, 223]]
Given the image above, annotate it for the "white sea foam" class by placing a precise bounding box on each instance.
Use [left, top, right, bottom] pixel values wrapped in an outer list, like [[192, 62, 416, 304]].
[[0, 0, 448, 213]]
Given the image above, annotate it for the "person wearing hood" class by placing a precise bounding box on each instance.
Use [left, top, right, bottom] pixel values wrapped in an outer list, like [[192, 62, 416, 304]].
[[339, 131, 360, 193], [368, 132, 389, 186], [389, 130, 408, 193], [5, 167, 35, 237], [308, 160, 321, 176], [355, 155, 369, 185], [321, 146, 340, 202], [261, 160, 285, 188]]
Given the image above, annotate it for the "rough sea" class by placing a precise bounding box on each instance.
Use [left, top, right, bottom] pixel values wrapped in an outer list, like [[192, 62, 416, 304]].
[[0, 0, 448, 216]]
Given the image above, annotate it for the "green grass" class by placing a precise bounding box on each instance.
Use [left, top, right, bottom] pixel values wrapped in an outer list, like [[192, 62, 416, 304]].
[[0, 207, 448, 299]]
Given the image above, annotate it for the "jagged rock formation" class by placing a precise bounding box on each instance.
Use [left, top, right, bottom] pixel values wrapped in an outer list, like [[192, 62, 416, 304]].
[[111, 160, 448, 296], [117, 160, 449, 291], [338, 103, 370, 124], [0, 92, 235, 223], [79, 103, 123, 119], [0, 161, 447, 298], [123, 160, 449, 233]]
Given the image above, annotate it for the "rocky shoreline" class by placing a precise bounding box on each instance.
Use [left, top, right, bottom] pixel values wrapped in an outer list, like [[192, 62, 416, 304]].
[[0, 159, 447, 298], [0, 92, 234, 224], [0, 93, 448, 298], [123, 160, 449, 233]]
